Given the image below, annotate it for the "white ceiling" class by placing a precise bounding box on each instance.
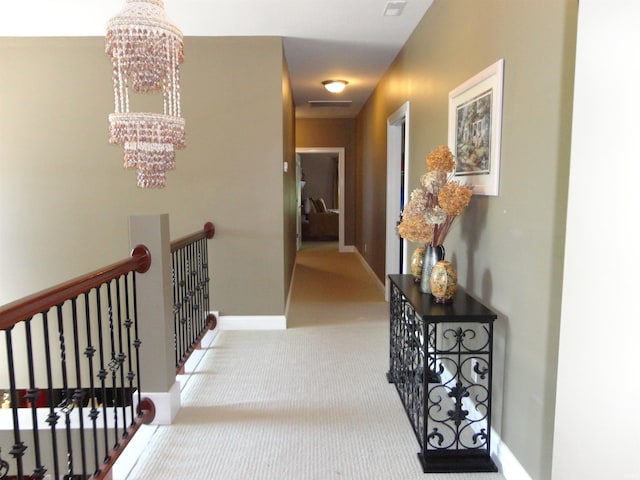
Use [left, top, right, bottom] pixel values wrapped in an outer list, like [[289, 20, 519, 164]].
[[0, 0, 434, 118]]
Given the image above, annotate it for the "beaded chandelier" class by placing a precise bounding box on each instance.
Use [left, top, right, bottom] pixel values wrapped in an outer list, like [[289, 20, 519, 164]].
[[106, 0, 185, 188]]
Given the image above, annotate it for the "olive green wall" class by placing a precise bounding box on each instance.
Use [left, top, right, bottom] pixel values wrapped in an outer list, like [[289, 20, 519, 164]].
[[0, 36, 295, 318], [355, 1, 578, 478], [296, 118, 357, 246]]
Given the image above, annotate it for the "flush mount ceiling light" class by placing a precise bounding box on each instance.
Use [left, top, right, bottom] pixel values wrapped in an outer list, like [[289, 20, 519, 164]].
[[384, 1, 407, 16], [322, 80, 348, 93], [105, 0, 185, 188]]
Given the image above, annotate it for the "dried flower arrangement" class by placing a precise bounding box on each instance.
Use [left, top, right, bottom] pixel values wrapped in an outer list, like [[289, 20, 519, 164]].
[[397, 145, 473, 246]]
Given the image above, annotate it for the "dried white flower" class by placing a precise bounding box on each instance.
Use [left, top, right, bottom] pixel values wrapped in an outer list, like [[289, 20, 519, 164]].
[[420, 172, 447, 194], [425, 206, 447, 225]]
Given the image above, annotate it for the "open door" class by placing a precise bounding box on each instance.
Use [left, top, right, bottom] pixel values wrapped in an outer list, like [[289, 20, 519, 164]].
[[296, 147, 348, 252]]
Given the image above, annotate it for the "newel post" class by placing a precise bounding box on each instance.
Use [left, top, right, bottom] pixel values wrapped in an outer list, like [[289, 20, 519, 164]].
[[128, 214, 180, 424]]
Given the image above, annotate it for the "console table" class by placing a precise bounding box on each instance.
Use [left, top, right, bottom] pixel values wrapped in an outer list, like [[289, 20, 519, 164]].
[[387, 274, 498, 473]]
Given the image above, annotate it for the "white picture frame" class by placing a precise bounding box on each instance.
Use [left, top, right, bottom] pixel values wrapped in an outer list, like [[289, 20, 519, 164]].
[[448, 59, 504, 196]]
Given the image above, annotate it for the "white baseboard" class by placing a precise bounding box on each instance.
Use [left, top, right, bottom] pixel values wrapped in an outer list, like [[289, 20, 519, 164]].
[[340, 244, 356, 253], [218, 315, 287, 330], [141, 381, 181, 425], [200, 323, 220, 348], [285, 262, 297, 324], [492, 430, 532, 480], [353, 249, 385, 294]]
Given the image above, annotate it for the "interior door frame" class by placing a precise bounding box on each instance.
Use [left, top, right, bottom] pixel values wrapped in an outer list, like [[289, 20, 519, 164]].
[[296, 147, 347, 252], [385, 102, 410, 297], [295, 153, 303, 251]]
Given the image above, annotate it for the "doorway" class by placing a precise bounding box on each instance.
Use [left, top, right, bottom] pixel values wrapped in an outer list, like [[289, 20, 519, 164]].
[[296, 147, 346, 252], [385, 102, 410, 295]]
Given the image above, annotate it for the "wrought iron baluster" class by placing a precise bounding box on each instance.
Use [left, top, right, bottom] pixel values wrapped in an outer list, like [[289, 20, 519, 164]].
[[178, 247, 185, 365], [171, 255, 179, 368], [55, 303, 74, 480], [70, 297, 88, 478], [187, 242, 195, 350], [181, 246, 188, 363], [42, 311, 61, 480], [115, 277, 128, 439], [132, 272, 143, 418], [196, 239, 203, 333], [199, 237, 208, 332], [174, 248, 183, 365], [195, 240, 203, 334], [5, 326, 27, 479], [194, 241, 201, 335], [174, 248, 181, 365], [96, 284, 111, 464], [123, 273, 136, 429], [83, 290, 101, 477], [24, 317, 47, 479], [182, 249, 190, 362], [202, 236, 211, 321], [106, 281, 120, 450]]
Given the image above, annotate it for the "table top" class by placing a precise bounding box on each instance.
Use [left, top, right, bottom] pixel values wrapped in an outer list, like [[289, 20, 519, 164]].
[[388, 274, 497, 322]]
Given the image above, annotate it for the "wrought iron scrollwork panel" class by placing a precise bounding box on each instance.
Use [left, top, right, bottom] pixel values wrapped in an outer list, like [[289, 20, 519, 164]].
[[440, 325, 492, 354], [425, 322, 492, 452], [388, 284, 428, 444]]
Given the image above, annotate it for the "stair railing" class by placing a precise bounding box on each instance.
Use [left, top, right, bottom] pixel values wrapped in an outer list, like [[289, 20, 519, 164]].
[[0, 246, 155, 480], [170, 222, 217, 374]]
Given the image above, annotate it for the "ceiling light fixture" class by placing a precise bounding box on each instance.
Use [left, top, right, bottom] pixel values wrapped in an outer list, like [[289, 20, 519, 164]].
[[105, 0, 185, 188], [322, 80, 348, 93], [384, 1, 407, 16]]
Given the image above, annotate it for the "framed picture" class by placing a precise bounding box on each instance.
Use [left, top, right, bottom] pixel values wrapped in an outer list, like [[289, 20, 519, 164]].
[[448, 59, 504, 196]]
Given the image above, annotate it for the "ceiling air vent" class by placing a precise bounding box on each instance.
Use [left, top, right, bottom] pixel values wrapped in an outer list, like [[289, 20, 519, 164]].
[[308, 101, 353, 108], [384, 1, 407, 16]]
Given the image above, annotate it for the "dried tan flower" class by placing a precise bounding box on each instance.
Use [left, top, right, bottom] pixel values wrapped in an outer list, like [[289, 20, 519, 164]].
[[438, 181, 473, 217], [397, 144, 473, 246], [426, 145, 455, 173], [397, 214, 434, 244]]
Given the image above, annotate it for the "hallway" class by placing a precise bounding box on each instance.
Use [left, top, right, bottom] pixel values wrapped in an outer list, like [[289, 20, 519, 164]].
[[123, 244, 506, 480]]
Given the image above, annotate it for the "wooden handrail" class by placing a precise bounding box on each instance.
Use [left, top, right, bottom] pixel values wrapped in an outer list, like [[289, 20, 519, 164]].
[[170, 222, 215, 253], [0, 244, 151, 331]]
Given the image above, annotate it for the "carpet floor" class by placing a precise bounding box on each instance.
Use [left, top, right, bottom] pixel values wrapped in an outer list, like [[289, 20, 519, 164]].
[[124, 243, 506, 480]]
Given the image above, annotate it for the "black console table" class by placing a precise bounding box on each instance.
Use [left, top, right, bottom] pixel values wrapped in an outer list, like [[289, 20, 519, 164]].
[[387, 274, 498, 473]]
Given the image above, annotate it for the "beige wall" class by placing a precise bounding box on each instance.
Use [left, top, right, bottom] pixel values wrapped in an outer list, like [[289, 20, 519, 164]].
[[355, 1, 578, 478], [553, 3, 640, 479], [0, 36, 294, 317], [296, 118, 356, 245]]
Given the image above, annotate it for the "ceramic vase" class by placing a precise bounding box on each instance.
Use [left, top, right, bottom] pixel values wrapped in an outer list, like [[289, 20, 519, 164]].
[[429, 260, 458, 303], [420, 245, 445, 293], [410, 246, 426, 283]]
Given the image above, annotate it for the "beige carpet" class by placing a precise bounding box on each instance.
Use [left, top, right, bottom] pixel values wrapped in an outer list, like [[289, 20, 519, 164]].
[[124, 245, 506, 480]]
